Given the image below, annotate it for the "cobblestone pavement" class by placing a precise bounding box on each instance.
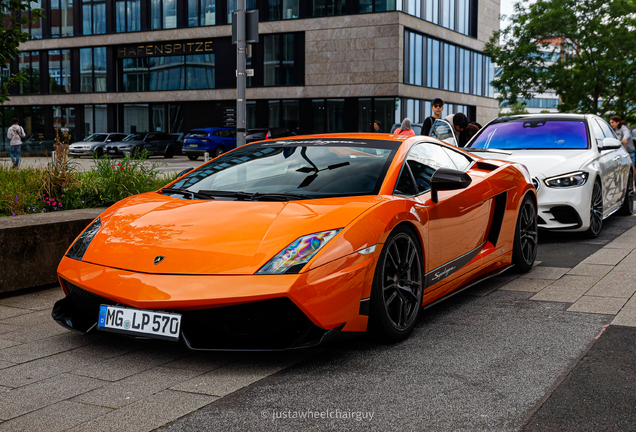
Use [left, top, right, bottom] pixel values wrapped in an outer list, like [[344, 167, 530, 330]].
[[1, 222, 635, 430]]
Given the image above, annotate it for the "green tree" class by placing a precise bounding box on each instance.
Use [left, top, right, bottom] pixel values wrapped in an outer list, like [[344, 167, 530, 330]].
[[485, 0, 636, 122], [499, 100, 530, 117], [0, 0, 44, 104]]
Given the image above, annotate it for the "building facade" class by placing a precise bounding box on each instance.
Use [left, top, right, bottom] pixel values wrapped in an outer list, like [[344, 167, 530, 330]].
[[1, 0, 499, 152]]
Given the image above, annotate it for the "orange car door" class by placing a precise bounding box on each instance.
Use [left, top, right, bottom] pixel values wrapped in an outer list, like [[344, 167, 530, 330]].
[[403, 143, 492, 286]]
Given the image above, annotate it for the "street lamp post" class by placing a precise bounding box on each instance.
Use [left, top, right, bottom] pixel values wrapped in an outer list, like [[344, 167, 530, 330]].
[[236, 0, 246, 148]]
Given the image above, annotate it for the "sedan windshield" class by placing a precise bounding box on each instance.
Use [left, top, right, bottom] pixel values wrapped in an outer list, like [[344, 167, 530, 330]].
[[169, 139, 397, 200], [123, 133, 146, 142], [470, 120, 589, 150], [84, 134, 108, 142]]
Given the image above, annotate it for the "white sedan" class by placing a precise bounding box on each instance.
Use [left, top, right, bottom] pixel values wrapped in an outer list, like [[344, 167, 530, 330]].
[[463, 114, 633, 237]]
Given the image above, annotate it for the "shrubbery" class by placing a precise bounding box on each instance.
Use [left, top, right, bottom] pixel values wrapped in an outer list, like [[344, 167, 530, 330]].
[[0, 153, 177, 217]]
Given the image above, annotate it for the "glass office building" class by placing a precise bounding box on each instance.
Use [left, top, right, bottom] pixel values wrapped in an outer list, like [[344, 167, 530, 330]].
[[3, 0, 499, 152]]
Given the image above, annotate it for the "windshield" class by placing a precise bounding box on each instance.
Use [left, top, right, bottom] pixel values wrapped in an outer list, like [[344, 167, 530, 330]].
[[84, 134, 107, 142], [170, 139, 397, 199], [470, 120, 589, 150], [123, 133, 146, 142], [186, 130, 209, 138]]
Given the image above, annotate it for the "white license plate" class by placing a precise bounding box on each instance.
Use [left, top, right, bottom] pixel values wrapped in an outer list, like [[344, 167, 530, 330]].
[[97, 305, 181, 341], [189, 144, 198, 147], [108, 149, 116, 153]]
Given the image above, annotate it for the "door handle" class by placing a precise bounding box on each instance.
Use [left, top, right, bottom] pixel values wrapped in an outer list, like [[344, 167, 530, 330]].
[[613, 156, 621, 161]]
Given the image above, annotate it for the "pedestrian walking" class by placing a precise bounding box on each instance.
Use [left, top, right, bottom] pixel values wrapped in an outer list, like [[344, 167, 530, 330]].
[[55, 120, 71, 165], [422, 98, 444, 136], [373, 120, 383, 133], [610, 116, 634, 165], [394, 118, 416, 135], [7, 118, 25, 169]]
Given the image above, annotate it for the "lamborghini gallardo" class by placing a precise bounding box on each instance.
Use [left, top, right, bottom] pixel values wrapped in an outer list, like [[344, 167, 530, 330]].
[[53, 134, 538, 350]]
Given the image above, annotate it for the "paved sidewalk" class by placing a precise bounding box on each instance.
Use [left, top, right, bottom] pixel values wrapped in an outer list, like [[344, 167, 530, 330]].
[[0, 289, 318, 431], [475, 224, 636, 326]]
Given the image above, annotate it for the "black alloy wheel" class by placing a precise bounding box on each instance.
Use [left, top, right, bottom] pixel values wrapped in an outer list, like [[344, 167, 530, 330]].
[[214, 146, 225, 158], [369, 226, 424, 342], [95, 147, 104, 158], [586, 180, 603, 238], [512, 195, 538, 273], [187, 155, 199, 161], [164, 146, 174, 159], [619, 172, 634, 216]]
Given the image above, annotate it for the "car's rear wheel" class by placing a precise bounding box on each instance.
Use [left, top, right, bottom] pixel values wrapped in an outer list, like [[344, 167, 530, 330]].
[[187, 155, 199, 161], [618, 171, 634, 216], [512, 194, 538, 273], [369, 226, 423, 342], [214, 146, 225, 158], [586, 180, 603, 238], [164, 146, 174, 159]]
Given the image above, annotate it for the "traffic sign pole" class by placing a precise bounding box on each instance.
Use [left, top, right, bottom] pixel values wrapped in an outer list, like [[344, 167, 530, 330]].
[[236, 0, 246, 147]]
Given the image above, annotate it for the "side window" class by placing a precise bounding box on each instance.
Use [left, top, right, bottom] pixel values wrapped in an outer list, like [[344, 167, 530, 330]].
[[229, 130, 237, 138], [597, 118, 617, 139], [212, 130, 222, 137], [404, 143, 456, 195], [220, 130, 230, 138], [145, 133, 155, 141], [395, 166, 417, 196], [590, 120, 605, 147], [441, 147, 472, 171]]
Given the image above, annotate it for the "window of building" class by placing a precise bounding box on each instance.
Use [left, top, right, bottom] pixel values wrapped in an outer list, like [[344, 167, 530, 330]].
[[80, 47, 107, 93], [122, 54, 215, 91], [227, 0, 256, 23], [48, 49, 71, 93], [50, 0, 74, 37], [21, 0, 43, 40], [404, 0, 476, 37], [116, 0, 141, 32], [268, 0, 299, 20], [151, 0, 177, 29], [82, 0, 106, 34], [189, 0, 216, 26], [84, 104, 108, 136], [266, 99, 298, 130], [264, 33, 296, 86], [123, 104, 149, 133], [359, 0, 396, 13], [18, 52, 41, 95], [313, 0, 345, 16], [404, 30, 493, 99], [52, 105, 75, 132]]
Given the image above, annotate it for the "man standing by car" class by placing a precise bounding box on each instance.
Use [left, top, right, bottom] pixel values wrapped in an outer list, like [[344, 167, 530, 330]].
[[422, 98, 444, 136], [610, 116, 635, 169], [444, 112, 470, 147]]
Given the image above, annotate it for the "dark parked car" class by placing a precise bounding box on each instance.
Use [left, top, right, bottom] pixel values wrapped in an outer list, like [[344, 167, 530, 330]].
[[246, 127, 296, 143], [105, 132, 177, 158], [170, 133, 185, 155], [68, 133, 128, 158], [182, 128, 237, 160]]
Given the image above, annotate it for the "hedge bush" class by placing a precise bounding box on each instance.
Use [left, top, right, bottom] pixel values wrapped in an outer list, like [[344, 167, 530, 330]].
[[0, 154, 177, 217]]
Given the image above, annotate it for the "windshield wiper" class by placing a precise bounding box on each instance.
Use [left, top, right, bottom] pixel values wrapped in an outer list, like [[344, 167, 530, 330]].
[[250, 192, 309, 201], [464, 148, 513, 155], [161, 188, 215, 200], [197, 190, 310, 201], [197, 190, 254, 200]]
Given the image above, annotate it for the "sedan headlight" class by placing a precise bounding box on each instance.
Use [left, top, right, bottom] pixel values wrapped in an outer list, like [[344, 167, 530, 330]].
[[257, 229, 341, 275], [544, 171, 589, 188], [66, 218, 101, 261]]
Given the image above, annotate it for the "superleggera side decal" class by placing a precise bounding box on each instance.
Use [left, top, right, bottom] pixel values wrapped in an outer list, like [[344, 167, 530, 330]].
[[424, 242, 486, 288]]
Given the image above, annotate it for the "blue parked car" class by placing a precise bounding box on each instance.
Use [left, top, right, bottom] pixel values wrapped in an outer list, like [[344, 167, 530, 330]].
[[182, 128, 237, 160]]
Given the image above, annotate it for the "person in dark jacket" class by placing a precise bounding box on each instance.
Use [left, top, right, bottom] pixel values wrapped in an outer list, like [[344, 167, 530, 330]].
[[422, 98, 444, 136]]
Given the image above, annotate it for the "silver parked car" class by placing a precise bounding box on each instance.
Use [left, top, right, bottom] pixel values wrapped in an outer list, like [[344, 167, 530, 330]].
[[69, 133, 128, 158]]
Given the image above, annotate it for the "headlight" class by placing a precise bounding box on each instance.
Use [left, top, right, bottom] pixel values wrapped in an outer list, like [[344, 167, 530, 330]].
[[66, 218, 101, 261], [544, 171, 589, 188], [256, 229, 341, 275]]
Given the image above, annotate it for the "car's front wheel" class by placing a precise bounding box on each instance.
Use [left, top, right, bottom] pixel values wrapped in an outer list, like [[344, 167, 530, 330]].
[[214, 146, 225, 158], [586, 179, 603, 238], [164, 146, 174, 159], [512, 194, 538, 273], [618, 171, 634, 216], [369, 226, 424, 342]]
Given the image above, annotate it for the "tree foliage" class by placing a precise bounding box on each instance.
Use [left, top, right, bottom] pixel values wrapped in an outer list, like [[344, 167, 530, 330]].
[[0, 0, 44, 104], [485, 0, 636, 122]]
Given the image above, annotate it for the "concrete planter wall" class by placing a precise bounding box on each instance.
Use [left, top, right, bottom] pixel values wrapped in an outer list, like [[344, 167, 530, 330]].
[[0, 208, 106, 295]]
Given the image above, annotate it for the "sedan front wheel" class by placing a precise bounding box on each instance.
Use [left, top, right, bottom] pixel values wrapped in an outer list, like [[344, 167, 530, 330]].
[[585, 180, 603, 238]]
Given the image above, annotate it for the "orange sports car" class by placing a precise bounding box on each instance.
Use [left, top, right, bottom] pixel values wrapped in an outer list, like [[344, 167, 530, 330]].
[[52, 134, 538, 350]]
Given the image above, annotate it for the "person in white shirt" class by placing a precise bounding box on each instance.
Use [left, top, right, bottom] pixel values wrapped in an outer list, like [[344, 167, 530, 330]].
[[7, 118, 25, 169]]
